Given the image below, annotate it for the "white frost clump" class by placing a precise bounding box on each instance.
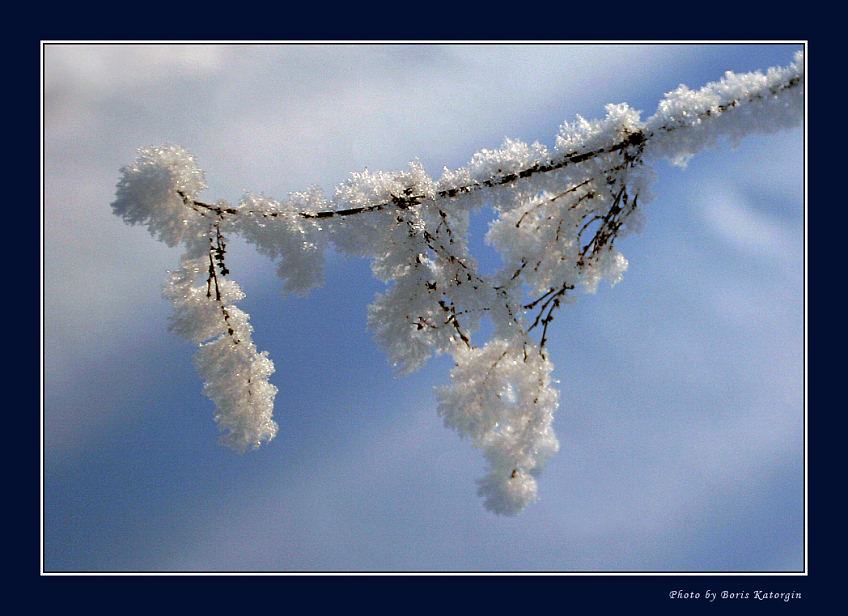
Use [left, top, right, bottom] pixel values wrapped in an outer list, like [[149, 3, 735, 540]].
[[235, 190, 327, 296], [112, 145, 209, 254], [645, 49, 804, 166], [164, 255, 278, 452], [194, 333, 278, 453], [485, 103, 650, 299], [164, 256, 243, 344], [555, 102, 643, 155], [437, 338, 559, 515], [326, 162, 437, 264]]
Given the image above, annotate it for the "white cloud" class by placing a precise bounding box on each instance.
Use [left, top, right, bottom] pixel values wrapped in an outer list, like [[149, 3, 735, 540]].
[[44, 44, 225, 93], [700, 184, 802, 267]]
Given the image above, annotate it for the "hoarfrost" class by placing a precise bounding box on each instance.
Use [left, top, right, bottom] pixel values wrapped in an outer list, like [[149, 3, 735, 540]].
[[112, 51, 804, 514]]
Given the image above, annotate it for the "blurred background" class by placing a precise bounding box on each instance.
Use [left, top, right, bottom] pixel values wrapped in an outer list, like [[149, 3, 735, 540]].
[[43, 42, 804, 572]]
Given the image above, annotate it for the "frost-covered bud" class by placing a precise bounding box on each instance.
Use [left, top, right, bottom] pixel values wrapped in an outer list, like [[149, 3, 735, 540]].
[[112, 145, 208, 248]]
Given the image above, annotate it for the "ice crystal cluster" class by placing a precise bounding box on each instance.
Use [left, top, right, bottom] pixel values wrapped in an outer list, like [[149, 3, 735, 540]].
[[111, 51, 804, 514]]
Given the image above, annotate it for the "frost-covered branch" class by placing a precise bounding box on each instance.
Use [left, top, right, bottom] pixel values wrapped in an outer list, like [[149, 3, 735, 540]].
[[111, 51, 804, 515]]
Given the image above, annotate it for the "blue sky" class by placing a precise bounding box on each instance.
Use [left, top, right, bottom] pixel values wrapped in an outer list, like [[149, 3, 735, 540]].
[[43, 42, 804, 572]]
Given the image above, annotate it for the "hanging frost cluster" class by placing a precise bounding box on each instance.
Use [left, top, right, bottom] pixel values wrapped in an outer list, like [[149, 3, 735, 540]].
[[111, 51, 803, 514]]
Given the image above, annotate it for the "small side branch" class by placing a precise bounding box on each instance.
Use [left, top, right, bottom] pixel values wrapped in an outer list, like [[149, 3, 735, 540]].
[[205, 226, 240, 344], [525, 282, 574, 349]]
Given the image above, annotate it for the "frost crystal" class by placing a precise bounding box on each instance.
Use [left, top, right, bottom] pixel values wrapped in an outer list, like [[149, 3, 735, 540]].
[[112, 52, 804, 514]]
